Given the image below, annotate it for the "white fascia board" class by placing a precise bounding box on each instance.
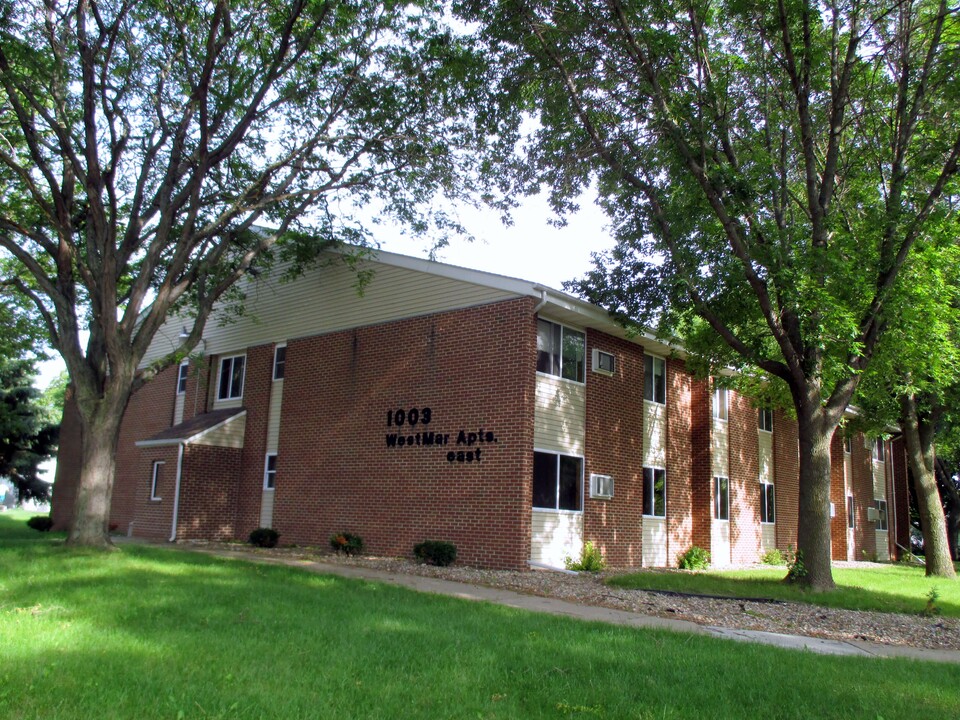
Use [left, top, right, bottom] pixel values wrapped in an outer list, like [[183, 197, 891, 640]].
[[135, 410, 247, 448]]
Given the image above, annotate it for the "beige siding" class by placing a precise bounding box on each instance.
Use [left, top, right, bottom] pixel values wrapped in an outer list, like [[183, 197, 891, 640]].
[[875, 531, 890, 561], [194, 416, 246, 448], [141, 258, 518, 367], [712, 519, 731, 566], [642, 517, 667, 567], [259, 490, 275, 528], [530, 510, 583, 567], [173, 393, 185, 426], [711, 418, 729, 476], [642, 401, 666, 467], [873, 459, 886, 499], [534, 375, 586, 455], [758, 432, 773, 483], [761, 523, 776, 551], [266, 380, 283, 453]]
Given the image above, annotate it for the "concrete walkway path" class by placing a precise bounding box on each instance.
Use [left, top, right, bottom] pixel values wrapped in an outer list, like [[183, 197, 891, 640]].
[[184, 546, 960, 664]]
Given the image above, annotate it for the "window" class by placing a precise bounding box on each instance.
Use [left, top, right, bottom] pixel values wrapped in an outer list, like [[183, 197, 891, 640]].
[[846, 496, 855, 529], [532, 451, 583, 511], [264, 454, 277, 490], [758, 407, 773, 433], [642, 467, 666, 517], [714, 476, 729, 520], [590, 473, 614, 499], [873, 438, 885, 463], [713, 386, 728, 421], [217, 355, 245, 400], [644, 354, 666, 404], [844, 435, 852, 454], [875, 500, 888, 531], [150, 461, 164, 501], [537, 319, 585, 383], [273, 345, 286, 381], [176, 362, 189, 395], [760, 482, 775, 523], [592, 348, 616, 376]]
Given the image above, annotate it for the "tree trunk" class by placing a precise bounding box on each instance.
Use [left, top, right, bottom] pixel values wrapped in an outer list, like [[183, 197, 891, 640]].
[[65, 383, 131, 548], [793, 402, 837, 590], [900, 395, 957, 577]]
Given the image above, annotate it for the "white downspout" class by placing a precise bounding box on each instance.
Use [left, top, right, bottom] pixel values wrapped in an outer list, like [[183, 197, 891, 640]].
[[532, 287, 549, 314], [169, 442, 185, 542]]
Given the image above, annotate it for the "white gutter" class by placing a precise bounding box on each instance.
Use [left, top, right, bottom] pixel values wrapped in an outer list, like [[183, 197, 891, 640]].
[[532, 287, 549, 314], [169, 442, 185, 542]]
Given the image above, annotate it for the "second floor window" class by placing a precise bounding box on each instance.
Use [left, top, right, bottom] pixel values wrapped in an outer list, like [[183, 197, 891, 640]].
[[713, 386, 728, 421], [218, 355, 245, 401], [758, 407, 773, 432], [644, 355, 666, 404], [537, 319, 585, 383], [176, 362, 189, 395]]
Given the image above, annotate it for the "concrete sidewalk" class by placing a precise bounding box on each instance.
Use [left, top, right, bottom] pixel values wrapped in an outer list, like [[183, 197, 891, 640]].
[[184, 545, 960, 664]]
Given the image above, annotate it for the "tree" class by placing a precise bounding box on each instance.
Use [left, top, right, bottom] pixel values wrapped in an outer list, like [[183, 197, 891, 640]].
[[0, 357, 58, 506], [853, 239, 959, 577], [461, 0, 960, 588], [0, 0, 513, 546]]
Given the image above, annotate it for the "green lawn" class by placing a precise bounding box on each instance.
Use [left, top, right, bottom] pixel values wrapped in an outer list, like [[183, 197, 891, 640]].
[[608, 563, 960, 617], [2, 514, 959, 719]]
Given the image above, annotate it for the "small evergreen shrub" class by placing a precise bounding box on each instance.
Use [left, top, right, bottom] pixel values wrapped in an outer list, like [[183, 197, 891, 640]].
[[413, 540, 457, 566], [27, 515, 54, 532], [330, 532, 364, 556], [248, 528, 279, 548], [677, 546, 710, 570], [786, 549, 807, 584], [565, 541, 606, 572], [760, 548, 786, 565]]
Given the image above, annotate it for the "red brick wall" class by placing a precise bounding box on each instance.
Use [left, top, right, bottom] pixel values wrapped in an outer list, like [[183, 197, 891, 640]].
[[891, 436, 910, 557], [130, 445, 180, 540], [689, 373, 713, 553], [178, 445, 243, 540], [774, 409, 799, 551], [829, 431, 849, 560], [850, 434, 877, 559], [667, 359, 697, 564], [233, 343, 275, 537], [273, 298, 536, 569], [583, 331, 643, 568], [729, 391, 761, 564]]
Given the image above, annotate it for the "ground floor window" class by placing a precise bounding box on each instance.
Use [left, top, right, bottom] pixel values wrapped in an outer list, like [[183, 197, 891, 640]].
[[847, 495, 855, 529], [150, 461, 164, 501], [760, 482, 775, 524], [875, 499, 888, 531], [642, 467, 666, 517], [714, 476, 729, 521], [533, 451, 583, 511], [264, 453, 277, 490]]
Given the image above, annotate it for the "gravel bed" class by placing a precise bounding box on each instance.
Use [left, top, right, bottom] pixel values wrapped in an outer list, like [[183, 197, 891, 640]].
[[194, 542, 960, 651]]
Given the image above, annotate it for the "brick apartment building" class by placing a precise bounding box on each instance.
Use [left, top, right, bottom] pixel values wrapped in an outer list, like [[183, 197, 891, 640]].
[[52, 248, 909, 569]]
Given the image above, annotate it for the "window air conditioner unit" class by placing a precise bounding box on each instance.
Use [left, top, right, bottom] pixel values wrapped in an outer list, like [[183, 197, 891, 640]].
[[866, 506, 880, 522], [590, 473, 614, 499]]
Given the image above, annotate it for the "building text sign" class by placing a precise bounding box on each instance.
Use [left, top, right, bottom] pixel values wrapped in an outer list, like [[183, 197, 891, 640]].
[[384, 407, 498, 463]]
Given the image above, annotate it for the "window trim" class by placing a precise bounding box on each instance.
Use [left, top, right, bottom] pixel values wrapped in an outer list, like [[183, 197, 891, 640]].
[[714, 476, 729, 521], [273, 344, 286, 381], [536, 319, 586, 384], [642, 466, 666, 518], [760, 481, 775, 524], [758, 407, 773, 433], [264, 453, 277, 491], [176, 361, 189, 395], [875, 499, 888, 531], [713, 386, 729, 422], [217, 354, 246, 401], [150, 461, 164, 501], [643, 354, 667, 405], [532, 448, 584, 513]]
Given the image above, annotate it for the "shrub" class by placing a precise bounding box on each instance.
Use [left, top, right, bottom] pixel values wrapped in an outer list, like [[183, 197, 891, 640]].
[[565, 541, 606, 572], [786, 549, 808, 584], [330, 532, 364, 556], [248, 528, 279, 548], [677, 546, 710, 570], [413, 540, 457, 566], [760, 548, 786, 565], [27, 515, 54, 532]]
